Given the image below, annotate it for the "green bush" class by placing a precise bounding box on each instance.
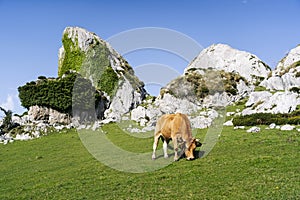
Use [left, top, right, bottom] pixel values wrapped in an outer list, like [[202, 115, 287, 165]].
[[232, 112, 300, 126], [0, 107, 13, 134], [18, 73, 101, 114], [38, 76, 47, 80]]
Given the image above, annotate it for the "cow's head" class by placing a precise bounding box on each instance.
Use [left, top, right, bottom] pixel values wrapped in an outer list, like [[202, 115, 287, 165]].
[[185, 138, 202, 160]]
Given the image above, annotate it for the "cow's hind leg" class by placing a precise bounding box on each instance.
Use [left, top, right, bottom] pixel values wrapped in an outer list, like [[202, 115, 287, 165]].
[[152, 134, 160, 160], [163, 138, 168, 158]]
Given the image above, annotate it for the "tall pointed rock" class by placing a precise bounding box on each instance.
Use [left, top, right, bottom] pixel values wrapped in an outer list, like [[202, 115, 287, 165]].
[[58, 27, 146, 121]]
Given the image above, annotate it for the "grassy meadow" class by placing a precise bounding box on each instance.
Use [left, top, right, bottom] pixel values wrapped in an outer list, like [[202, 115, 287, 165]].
[[0, 124, 299, 199]]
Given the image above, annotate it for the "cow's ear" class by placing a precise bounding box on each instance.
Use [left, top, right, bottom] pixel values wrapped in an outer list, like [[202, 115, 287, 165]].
[[195, 138, 202, 147]]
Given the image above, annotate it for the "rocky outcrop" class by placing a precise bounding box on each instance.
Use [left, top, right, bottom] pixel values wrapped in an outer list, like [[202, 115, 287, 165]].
[[275, 45, 300, 73], [104, 78, 145, 121], [260, 45, 300, 91], [158, 44, 267, 107], [58, 27, 146, 121], [128, 44, 272, 129], [185, 44, 271, 84], [28, 105, 71, 125], [242, 91, 300, 115], [260, 68, 300, 91]]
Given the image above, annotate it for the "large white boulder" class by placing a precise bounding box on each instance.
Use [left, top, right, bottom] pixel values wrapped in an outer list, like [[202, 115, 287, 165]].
[[105, 79, 144, 121], [245, 91, 272, 107], [269, 123, 276, 129], [280, 124, 295, 131], [11, 115, 24, 125], [247, 126, 260, 133], [242, 91, 300, 115], [259, 76, 284, 91], [131, 106, 146, 122], [190, 116, 213, 129], [154, 93, 202, 115], [223, 120, 233, 126], [28, 106, 71, 125], [185, 43, 271, 84]]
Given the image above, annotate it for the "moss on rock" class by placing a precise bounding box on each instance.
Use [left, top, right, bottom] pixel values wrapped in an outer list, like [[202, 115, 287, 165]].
[[97, 66, 119, 97], [58, 34, 85, 77]]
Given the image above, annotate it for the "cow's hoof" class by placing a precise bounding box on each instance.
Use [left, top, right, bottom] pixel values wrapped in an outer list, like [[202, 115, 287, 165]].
[[186, 157, 194, 161], [164, 155, 169, 159], [174, 157, 179, 161], [152, 155, 156, 160]]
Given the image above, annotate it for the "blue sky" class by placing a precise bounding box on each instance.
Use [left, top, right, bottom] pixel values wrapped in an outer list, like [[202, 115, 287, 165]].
[[0, 0, 300, 116]]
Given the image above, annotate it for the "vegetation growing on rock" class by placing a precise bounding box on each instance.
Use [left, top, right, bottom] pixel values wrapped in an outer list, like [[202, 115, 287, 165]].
[[163, 69, 248, 100], [18, 72, 103, 114], [97, 66, 119, 97], [58, 28, 145, 102], [58, 34, 85, 77]]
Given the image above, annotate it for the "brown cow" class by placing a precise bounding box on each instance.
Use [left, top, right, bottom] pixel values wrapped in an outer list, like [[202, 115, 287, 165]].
[[152, 113, 202, 161]]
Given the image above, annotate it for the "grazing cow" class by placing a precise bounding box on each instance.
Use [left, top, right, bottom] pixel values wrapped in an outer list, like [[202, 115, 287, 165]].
[[152, 113, 202, 161]]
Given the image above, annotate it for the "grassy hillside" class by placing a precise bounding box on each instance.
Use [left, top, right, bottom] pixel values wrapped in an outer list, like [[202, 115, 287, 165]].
[[0, 125, 299, 199]]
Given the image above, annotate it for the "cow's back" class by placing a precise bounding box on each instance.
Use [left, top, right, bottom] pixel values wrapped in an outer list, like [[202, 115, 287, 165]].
[[172, 113, 192, 139], [155, 113, 192, 140]]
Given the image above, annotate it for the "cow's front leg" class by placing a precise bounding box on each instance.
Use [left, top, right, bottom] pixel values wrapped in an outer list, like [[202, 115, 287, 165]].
[[152, 134, 160, 160], [173, 136, 179, 161]]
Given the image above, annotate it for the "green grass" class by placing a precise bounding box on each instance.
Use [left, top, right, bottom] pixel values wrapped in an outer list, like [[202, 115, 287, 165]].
[[0, 125, 299, 199], [254, 86, 267, 92], [226, 98, 248, 113]]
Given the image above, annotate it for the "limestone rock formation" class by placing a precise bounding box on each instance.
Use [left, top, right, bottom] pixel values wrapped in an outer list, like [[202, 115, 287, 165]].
[[159, 44, 269, 108], [275, 45, 300, 73], [58, 27, 147, 121], [129, 44, 272, 129], [260, 45, 300, 91], [242, 91, 300, 115], [28, 105, 71, 125], [185, 43, 271, 84]]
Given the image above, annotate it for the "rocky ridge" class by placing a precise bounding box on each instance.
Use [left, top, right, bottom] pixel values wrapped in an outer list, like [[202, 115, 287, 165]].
[[129, 44, 300, 132], [2, 27, 300, 144], [129, 44, 272, 130]]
